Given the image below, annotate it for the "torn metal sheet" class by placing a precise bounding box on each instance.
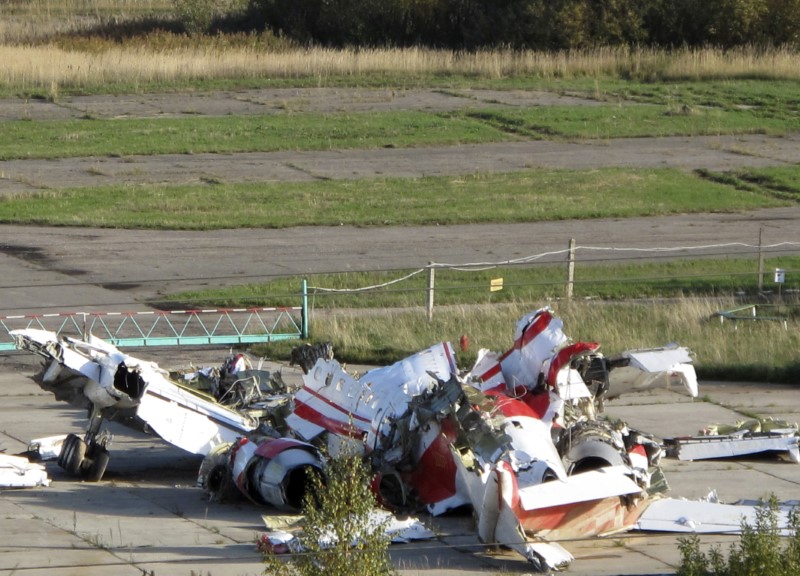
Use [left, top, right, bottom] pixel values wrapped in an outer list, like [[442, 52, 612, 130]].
[[665, 432, 800, 463], [257, 509, 435, 554], [26, 434, 67, 461], [700, 417, 798, 436], [637, 497, 795, 535], [607, 345, 698, 399], [0, 454, 50, 488]]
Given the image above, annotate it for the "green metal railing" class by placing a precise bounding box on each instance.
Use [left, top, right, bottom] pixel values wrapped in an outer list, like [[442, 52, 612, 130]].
[[0, 281, 309, 351], [713, 304, 789, 329]]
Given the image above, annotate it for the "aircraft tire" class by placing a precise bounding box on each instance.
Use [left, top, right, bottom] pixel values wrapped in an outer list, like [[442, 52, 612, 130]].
[[84, 447, 110, 482], [64, 435, 87, 476], [57, 434, 75, 468]]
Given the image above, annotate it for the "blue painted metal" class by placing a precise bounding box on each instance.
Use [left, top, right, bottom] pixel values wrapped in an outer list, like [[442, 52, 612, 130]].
[[0, 305, 305, 352]]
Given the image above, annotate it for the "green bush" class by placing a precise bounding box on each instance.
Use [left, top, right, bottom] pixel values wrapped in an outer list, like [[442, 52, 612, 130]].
[[261, 450, 395, 576], [677, 497, 800, 576], [173, 0, 216, 34]]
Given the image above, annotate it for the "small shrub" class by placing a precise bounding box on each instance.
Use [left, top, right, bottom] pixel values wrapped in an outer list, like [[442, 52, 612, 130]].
[[173, 0, 215, 34], [677, 496, 798, 576], [677, 534, 709, 576], [261, 449, 395, 576]]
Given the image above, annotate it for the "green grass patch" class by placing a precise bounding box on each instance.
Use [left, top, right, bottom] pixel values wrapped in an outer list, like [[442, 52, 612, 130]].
[[251, 299, 800, 384], [160, 256, 800, 310], [0, 167, 788, 229], [0, 111, 506, 161], [586, 78, 800, 118], [456, 103, 797, 140], [3, 87, 798, 160]]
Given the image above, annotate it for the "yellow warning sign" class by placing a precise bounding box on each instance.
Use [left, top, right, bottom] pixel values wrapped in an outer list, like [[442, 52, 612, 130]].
[[490, 278, 504, 292]]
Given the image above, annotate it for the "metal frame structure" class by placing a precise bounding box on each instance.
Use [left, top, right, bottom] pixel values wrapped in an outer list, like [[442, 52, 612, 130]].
[[0, 305, 306, 351], [1, 281, 309, 351]]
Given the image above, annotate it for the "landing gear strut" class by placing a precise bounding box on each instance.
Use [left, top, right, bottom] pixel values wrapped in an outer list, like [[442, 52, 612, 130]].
[[57, 404, 111, 482]]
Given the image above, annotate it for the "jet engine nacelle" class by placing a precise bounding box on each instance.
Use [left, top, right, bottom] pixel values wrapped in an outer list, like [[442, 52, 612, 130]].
[[228, 437, 324, 511]]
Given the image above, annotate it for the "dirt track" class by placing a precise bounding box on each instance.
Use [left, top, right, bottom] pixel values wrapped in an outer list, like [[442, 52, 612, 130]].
[[0, 87, 798, 313]]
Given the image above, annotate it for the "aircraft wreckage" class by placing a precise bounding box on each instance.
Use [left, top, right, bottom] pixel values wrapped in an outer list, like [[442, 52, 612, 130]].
[[12, 307, 779, 572]]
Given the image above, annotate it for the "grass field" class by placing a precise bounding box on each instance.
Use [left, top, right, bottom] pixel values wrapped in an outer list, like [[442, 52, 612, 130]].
[[3, 100, 797, 161], [163, 256, 800, 310], [0, 168, 792, 229]]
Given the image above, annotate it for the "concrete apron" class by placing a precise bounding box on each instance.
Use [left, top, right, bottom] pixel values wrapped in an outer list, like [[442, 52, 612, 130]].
[[0, 356, 797, 576]]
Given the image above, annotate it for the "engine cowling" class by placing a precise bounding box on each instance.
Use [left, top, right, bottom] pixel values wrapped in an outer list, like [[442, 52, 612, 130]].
[[230, 437, 324, 511]]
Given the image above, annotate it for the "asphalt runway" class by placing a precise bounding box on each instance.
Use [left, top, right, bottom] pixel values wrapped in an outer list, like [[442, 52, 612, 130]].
[[1, 204, 799, 316]]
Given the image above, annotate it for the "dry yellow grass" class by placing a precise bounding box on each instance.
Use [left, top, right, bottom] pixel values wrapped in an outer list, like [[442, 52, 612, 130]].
[[3, 43, 800, 94], [3, 0, 800, 91], [307, 298, 799, 380], [665, 45, 800, 80]]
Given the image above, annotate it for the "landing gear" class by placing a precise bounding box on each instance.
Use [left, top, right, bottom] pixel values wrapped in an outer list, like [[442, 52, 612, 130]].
[[58, 433, 86, 475], [83, 443, 110, 482], [56, 433, 111, 482], [56, 404, 112, 482]]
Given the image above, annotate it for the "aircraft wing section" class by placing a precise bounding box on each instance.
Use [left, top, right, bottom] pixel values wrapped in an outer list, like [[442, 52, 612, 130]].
[[518, 466, 643, 511], [637, 498, 794, 535], [12, 328, 257, 457], [136, 370, 258, 456]]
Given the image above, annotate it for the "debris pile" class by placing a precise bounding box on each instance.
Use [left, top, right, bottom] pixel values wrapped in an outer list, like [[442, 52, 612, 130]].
[[13, 308, 795, 571]]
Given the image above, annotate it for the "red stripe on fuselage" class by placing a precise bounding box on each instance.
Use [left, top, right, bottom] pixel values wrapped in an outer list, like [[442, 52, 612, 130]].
[[519, 310, 554, 348], [298, 385, 371, 424], [545, 341, 599, 387], [293, 400, 365, 438], [485, 390, 539, 419], [491, 310, 555, 368]]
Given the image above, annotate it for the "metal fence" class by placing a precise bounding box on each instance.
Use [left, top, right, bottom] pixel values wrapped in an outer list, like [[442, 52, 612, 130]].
[[0, 280, 309, 352], [0, 305, 307, 352]]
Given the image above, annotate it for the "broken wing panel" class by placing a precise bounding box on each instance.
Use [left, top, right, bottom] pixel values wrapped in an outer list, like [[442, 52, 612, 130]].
[[14, 328, 144, 408], [611, 346, 698, 398], [15, 328, 256, 457], [665, 433, 800, 463], [137, 372, 258, 456], [518, 466, 643, 512], [637, 498, 794, 534]]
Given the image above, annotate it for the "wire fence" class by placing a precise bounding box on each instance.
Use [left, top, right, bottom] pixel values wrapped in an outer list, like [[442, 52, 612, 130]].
[[305, 240, 800, 319], [0, 240, 798, 342]]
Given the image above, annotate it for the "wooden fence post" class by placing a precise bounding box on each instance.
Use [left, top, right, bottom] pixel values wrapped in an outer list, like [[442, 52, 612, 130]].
[[427, 262, 435, 322], [757, 227, 764, 293], [566, 239, 576, 299]]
